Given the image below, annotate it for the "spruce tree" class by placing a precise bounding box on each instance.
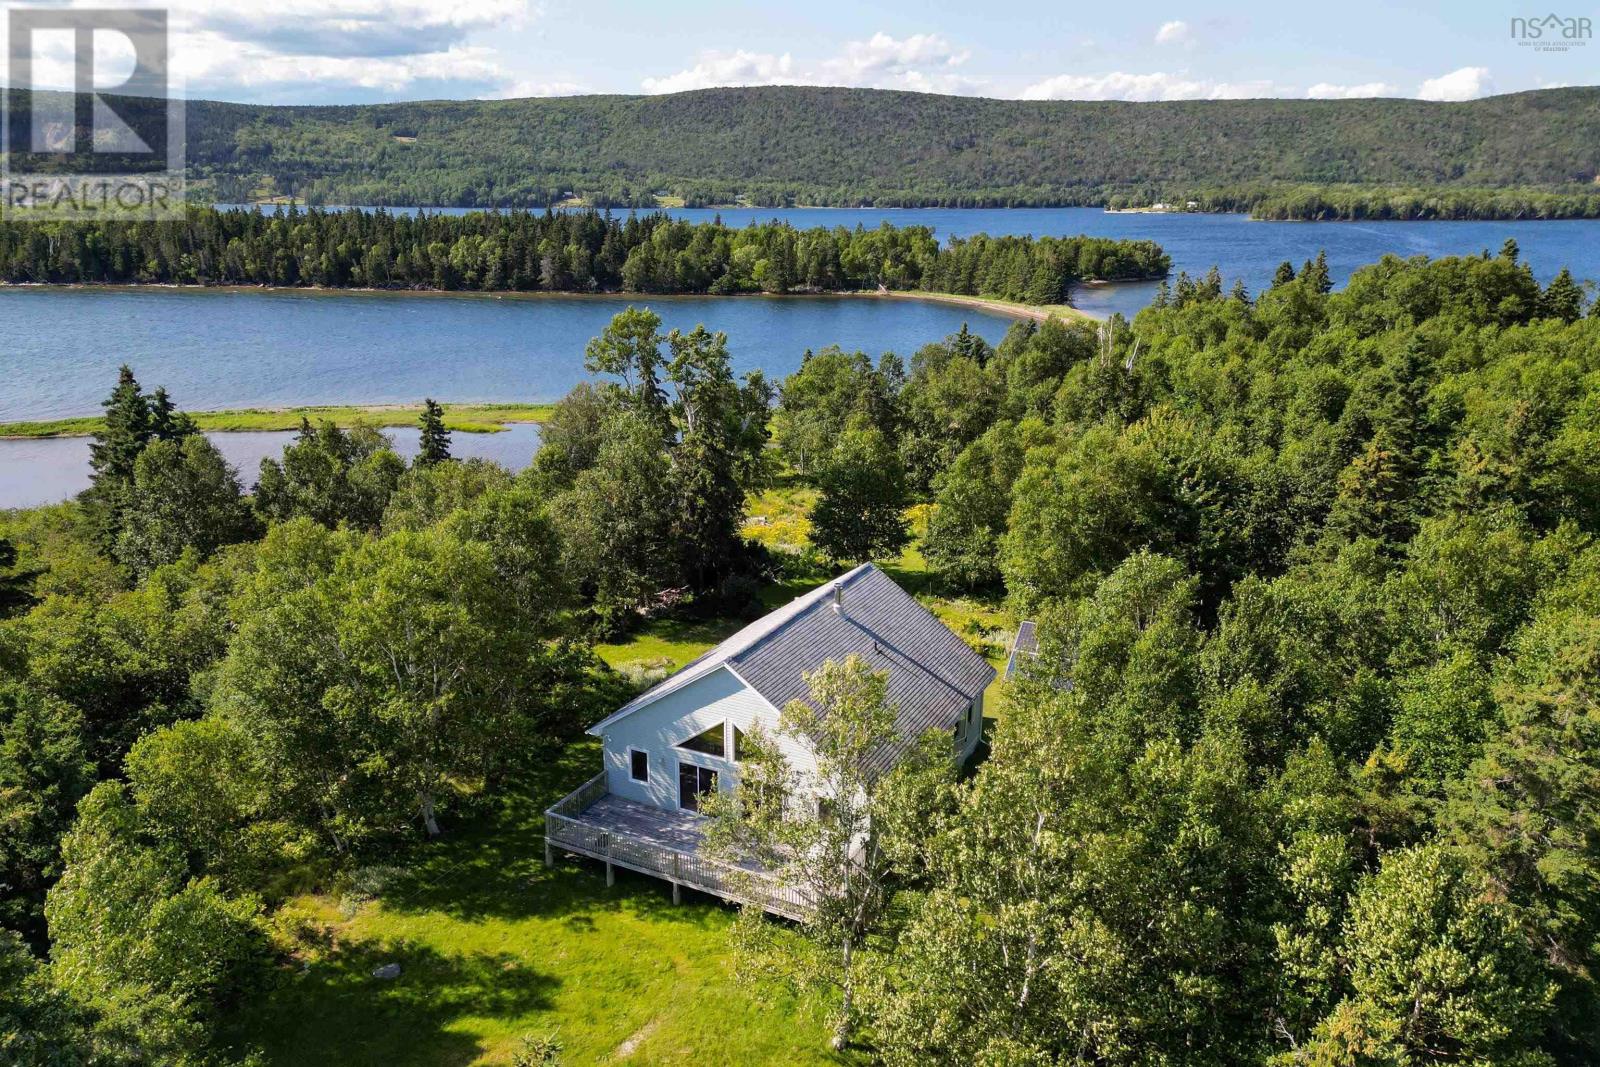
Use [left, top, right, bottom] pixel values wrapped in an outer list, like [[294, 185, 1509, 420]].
[[147, 386, 196, 442], [1271, 260, 1297, 287], [1540, 267, 1586, 323], [1301, 250, 1333, 294], [417, 399, 451, 466], [83, 366, 153, 551], [88, 367, 151, 490]]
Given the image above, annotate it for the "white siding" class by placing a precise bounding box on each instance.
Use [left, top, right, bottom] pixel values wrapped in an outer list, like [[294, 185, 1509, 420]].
[[597, 666, 818, 813]]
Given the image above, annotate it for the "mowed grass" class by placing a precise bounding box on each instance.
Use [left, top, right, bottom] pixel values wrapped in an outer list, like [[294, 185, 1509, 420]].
[[227, 740, 851, 1066], [0, 402, 554, 439], [227, 481, 1016, 1066]]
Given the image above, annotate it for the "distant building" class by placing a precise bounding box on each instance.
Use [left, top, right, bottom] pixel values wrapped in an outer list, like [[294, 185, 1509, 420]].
[[1004, 620, 1040, 681]]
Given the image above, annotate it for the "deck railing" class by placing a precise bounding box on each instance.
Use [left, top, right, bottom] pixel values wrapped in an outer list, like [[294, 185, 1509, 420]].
[[543, 775, 815, 921]]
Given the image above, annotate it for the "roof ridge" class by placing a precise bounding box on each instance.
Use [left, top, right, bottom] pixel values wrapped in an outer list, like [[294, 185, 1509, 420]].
[[728, 562, 876, 667], [585, 563, 877, 736]]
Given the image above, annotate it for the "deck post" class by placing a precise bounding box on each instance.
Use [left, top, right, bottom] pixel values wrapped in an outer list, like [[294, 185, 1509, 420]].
[[672, 854, 681, 905], [544, 837, 552, 867], [605, 838, 614, 887]]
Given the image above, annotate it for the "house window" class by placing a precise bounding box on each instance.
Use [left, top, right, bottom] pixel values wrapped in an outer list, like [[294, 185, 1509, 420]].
[[630, 749, 649, 782], [676, 722, 726, 758], [732, 724, 748, 761], [678, 762, 718, 811]]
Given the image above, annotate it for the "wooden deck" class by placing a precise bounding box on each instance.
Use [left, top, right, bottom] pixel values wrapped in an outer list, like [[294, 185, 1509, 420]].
[[543, 773, 813, 920]]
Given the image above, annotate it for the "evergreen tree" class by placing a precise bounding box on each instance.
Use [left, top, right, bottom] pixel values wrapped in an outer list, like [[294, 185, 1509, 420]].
[[147, 387, 196, 442], [0, 535, 29, 615], [1301, 249, 1333, 294], [1271, 260, 1297, 287], [1541, 267, 1586, 323], [417, 398, 451, 466], [82, 366, 153, 551], [665, 326, 745, 589]]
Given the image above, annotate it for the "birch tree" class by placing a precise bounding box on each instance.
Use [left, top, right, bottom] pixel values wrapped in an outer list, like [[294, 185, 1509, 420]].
[[705, 654, 952, 1050]]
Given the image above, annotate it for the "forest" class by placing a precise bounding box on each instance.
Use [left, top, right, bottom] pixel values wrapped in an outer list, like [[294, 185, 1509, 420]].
[[11, 85, 1599, 215], [1109, 183, 1600, 221], [0, 207, 1168, 302], [2, 243, 1599, 1064]]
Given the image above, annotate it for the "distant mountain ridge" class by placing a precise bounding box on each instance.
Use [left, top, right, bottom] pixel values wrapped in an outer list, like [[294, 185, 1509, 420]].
[[20, 85, 1600, 212]]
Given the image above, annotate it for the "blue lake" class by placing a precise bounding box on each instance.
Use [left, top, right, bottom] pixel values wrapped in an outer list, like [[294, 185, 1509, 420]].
[[0, 289, 1017, 423], [5, 207, 1600, 508], [0, 423, 544, 510]]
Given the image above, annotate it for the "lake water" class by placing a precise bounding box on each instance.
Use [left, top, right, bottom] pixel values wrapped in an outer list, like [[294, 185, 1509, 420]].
[[658, 207, 1600, 320], [0, 290, 1015, 423], [5, 207, 1600, 508], [0, 423, 544, 511]]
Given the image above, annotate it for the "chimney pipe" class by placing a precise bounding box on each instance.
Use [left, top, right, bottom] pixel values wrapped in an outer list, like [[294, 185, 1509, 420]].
[[832, 583, 843, 614]]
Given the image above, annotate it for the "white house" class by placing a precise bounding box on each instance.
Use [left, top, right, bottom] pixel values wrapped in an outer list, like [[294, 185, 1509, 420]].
[[544, 563, 996, 916]]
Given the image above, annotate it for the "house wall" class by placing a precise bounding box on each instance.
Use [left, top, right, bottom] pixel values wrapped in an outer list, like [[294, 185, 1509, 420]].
[[597, 666, 818, 813]]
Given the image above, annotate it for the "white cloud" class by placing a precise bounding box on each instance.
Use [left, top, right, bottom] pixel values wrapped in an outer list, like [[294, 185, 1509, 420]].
[[0, 0, 547, 100], [1417, 66, 1493, 101], [830, 32, 968, 77], [1154, 20, 1191, 46], [1019, 71, 1274, 101], [1306, 81, 1398, 99], [490, 78, 588, 99], [641, 50, 799, 94], [641, 31, 985, 95], [170, 0, 543, 97]]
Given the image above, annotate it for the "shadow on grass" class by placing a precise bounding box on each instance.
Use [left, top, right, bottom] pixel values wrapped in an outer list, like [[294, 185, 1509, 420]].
[[378, 739, 745, 929], [233, 937, 559, 1067]]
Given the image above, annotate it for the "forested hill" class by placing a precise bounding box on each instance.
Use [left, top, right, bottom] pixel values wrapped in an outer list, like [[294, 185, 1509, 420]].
[[168, 85, 1600, 213]]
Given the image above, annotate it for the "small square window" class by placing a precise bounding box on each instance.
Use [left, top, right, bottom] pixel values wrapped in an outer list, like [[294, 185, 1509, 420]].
[[630, 749, 649, 782]]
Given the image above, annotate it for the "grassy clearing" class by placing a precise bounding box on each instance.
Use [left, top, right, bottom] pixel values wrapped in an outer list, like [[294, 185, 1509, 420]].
[[226, 481, 1016, 1066], [227, 740, 850, 1066], [592, 617, 743, 675], [0, 403, 554, 439]]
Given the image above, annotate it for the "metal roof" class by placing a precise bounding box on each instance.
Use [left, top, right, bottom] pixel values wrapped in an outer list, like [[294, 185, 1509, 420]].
[[589, 564, 995, 772], [1004, 620, 1039, 681]]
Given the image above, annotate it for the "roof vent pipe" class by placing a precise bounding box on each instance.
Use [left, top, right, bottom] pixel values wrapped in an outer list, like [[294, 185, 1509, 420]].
[[832, 583, 844, 614]]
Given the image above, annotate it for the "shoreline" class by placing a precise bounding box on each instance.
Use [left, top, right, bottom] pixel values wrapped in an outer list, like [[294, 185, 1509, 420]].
[[232, 201, 1600, 224], [0, 280, 1095, 320], [0, 285, 1105, 440], [0, 402, 554, 441]]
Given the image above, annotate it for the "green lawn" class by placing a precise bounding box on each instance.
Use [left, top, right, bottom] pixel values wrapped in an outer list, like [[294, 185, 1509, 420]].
[[226, 483, 1015, 1066], [592, 617, 743, 674], [227, 740, 851, 1066]]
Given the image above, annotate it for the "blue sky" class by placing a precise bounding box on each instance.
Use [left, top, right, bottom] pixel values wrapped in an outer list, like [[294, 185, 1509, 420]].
[[18, 0, 1598, 104]]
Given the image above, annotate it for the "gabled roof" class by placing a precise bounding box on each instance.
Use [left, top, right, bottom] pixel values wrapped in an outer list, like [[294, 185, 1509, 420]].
[[589, 564, 996, 773]]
